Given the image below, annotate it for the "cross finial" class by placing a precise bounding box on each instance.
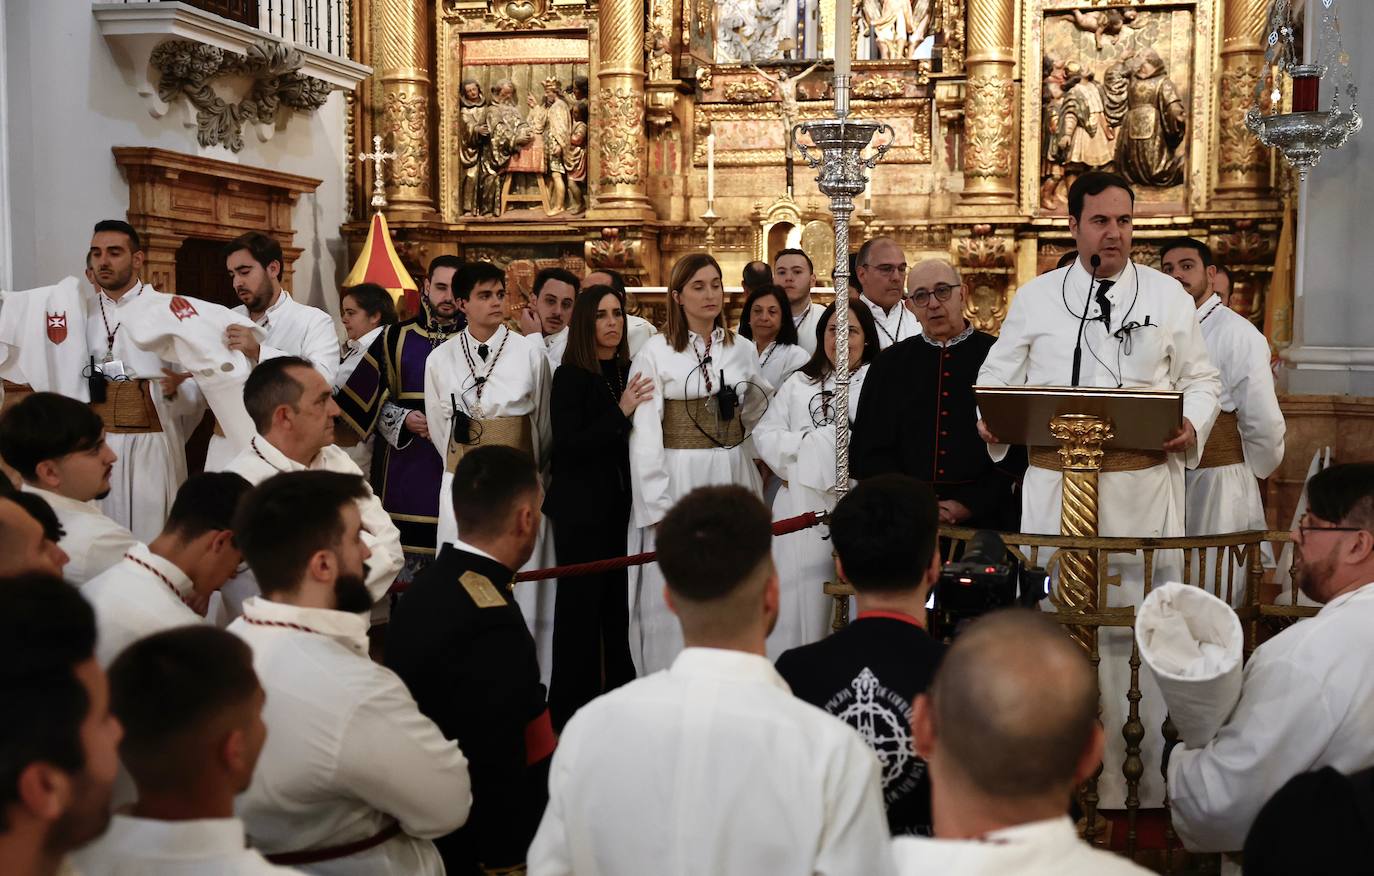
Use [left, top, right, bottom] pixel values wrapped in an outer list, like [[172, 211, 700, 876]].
[[358, 134, 398, 210]]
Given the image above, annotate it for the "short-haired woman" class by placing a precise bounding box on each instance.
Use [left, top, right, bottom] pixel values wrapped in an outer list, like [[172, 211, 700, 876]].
[[544, 284, 652, 729], [627, 253, 771, 673], [739, 284, 811, 392], [754, 300, 881, 656]]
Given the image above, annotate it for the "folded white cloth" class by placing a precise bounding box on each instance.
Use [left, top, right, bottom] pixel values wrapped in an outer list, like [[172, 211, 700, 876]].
[[1136, 582, 1243, 748]]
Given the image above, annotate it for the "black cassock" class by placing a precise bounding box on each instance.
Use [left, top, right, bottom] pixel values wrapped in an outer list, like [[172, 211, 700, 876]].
[[851, 324, 1024, 530], [386, 545, 552, 875]]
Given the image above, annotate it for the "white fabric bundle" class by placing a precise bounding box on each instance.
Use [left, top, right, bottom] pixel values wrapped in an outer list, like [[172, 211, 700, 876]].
[[0, 277, 93, 401], [1136, 582, 1244, 748]]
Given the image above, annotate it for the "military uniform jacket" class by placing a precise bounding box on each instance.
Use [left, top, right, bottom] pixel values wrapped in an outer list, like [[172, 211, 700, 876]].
[[386, 543, 552, 875]]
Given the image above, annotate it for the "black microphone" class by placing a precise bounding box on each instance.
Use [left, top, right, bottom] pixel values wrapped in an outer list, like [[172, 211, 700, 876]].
[[1070, 254, 1102, 387]]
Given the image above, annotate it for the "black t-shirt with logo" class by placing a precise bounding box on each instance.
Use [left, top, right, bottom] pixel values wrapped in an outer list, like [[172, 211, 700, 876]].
[[776, 613, 944, 837]]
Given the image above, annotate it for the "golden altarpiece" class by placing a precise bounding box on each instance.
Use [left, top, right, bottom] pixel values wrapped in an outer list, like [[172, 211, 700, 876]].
[[342, 0, 1291, 347]]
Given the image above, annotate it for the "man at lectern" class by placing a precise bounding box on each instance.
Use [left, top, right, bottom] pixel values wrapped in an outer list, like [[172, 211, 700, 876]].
[[974, 171, 1221, 813]]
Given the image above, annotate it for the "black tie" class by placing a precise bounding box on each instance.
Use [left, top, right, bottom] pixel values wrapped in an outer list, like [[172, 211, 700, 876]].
[[478, 343, 489, 361], [1094, 279, 1115, 326]]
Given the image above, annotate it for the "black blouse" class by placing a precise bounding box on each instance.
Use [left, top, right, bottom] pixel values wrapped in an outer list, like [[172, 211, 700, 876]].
[[543, 359, 633, 523]]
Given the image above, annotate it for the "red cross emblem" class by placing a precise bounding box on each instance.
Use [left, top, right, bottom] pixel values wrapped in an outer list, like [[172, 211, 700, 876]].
[[46, 312, 67, 344], [169, 296, 199, 321]]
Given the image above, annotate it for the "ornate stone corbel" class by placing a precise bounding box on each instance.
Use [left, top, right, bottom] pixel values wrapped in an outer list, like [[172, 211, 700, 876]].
[[954, 224, 1015, 333], [488, 0, 557, 30], [149, 39, 331, 152]]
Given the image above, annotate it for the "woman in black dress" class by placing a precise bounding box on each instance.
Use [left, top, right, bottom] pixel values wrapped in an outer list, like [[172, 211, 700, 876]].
[[545, 284, 655, 729]]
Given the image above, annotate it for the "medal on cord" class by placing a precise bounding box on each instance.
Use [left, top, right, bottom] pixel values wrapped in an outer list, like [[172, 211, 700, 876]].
[[459, 327, 508, 419]]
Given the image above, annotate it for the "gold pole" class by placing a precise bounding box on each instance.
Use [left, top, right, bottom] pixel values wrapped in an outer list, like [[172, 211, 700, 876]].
[[590, 0, 656, 220], [1049, 413, 1112, 654], [372, 0, 437, 218], [960, 0, 1018, 206], [1216, 0, 1273, 199]]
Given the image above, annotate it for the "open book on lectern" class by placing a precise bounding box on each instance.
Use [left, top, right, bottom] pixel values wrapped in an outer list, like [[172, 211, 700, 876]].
[[973, 385, 1183, 451]]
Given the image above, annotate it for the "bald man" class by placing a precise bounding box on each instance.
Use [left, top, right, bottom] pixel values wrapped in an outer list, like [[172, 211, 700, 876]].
[[894, 610, 1152, 875], [852, 259, 1021, 529]]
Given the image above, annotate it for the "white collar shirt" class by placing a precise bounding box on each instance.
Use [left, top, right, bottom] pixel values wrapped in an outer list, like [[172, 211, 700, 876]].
[[224, 437, 403, 604], [792, 299, 828, 356], [22, 484, 139, 586], [892, 817, 1154, 875], [528, 647, 895, 876], [72, 814, 297, 875], [234, 290, 340, 385], [543, 325, 570, 370], [1168, 582, 1374, 852], [1194, 294, 1285, 478], [861, 294, 918, 349], [229, 597, 471, 875], [336, 325, 385, 392], [81, 542, 202, 667]]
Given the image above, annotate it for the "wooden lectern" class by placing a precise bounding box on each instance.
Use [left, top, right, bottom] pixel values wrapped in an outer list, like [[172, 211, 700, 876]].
[[974, 386, 1183, 651]]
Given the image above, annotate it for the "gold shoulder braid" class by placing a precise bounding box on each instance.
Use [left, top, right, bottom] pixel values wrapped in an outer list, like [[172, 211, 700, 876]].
[[460, 570, 508, 608]]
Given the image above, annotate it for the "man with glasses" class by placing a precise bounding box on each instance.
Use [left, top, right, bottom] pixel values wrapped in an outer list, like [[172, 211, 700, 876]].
[[855, 237, 918, 349], [1168, 462, 1374, 853], [852, 259, 1019, 529]]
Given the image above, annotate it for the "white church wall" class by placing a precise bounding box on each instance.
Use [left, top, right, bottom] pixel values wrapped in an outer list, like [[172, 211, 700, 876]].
[[1284, 0, 1374, 396], [2, 0, 349, 324]]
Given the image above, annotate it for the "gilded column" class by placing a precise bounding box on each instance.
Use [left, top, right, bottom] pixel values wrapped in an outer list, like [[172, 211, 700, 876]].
[[591, 0, 655, 220], [1049, 414, 1112, 656], [373, 0, 436, 218], [1216, 0, 1272, 198], [960, 0, 1018, 206]]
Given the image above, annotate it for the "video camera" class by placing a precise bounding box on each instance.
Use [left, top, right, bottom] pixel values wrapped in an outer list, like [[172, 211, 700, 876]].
[[931, 530, 1049, 640]]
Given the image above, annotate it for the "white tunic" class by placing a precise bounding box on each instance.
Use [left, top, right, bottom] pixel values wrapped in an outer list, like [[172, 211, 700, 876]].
[[23, 484, 139, 586], [82, 543, 203, 668], [1184, 294, 1285, 600], [222, 437, 404, 618], [423, 324, 555, 681], [754, 366, 868, 658], [229, 597, 471, 876], [977, 260, 1221, 809], [120, 290, 263, 468], [87, 283, 201, 541], [528, 648, 895, 876], [892, 817, 1154, 875], [756, 340, 811, 393], [626, 313, 658, 359], [73, 815, 299, 875], [207, 291, 340, 471], [627, 330, 771, 674], [0, 276, 92, 400], [1167, 582, 1374, 853], [543, 325, 569, 369], [861, 294, 918, 350], [792, 299, 828, 356]]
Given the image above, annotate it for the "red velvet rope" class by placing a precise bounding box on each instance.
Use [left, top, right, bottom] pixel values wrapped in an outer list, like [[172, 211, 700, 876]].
[[512, 510, 827, 582]]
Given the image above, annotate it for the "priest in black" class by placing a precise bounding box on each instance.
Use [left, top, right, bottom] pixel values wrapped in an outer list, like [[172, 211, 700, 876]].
[[775, 474, 945, 836], [386, 446, 552, 876], [851, 258, 1023, 530]]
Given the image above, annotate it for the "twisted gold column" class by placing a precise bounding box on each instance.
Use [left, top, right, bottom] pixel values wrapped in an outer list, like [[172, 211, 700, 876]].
[[373, 0, 436, 218], [961, 0, 1018, 206], [1050, 414, 1112, 654], [591, 0, 655, 220], [1216, 0, 1272, 198]]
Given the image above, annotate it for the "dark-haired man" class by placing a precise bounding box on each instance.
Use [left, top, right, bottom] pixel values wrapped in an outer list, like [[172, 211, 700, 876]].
[[86, 219, 201, 540], [975, 171, 1220, 810], [337, 255, 464, 584], [82, 472, 252, 667], [222, 357, 403, 619], [0, 391, 137, 584], [229, 471, 471, 873], [893, 611, 1151, 875], [1161, 237, 1285, 599], [519, 267, 580, 367], [1167, 463, 1374, 853], [777, 474, 945, 836], [740, 260, 772, 297], [0, 575, 123, 876], [208, 231, 339, 470], [529, 485, 894, 875], [424, 262, 555, 675], [388, 446, 552, 876], [856, 237, 918, 349], [584, 268, 657, 357], [774, 248, 827, 355], [0, 480, 68, 577], [72, 627, 292, 874]]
